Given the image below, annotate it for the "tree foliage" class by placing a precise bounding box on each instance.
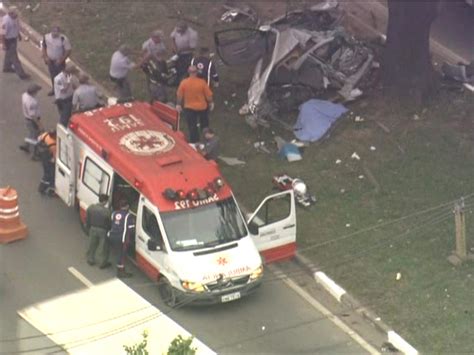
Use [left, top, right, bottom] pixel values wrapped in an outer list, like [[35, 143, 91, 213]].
[[124, 330, 149, 355], [167, 335, 197, 355]]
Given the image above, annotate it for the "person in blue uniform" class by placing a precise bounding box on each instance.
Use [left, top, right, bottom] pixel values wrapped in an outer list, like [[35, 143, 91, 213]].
[[191, 47, 219, 88], [109, 200, 135, 278]]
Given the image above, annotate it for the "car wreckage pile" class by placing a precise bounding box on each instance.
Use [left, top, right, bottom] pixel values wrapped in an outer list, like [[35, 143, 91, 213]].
[[215, 0, 378, 130]]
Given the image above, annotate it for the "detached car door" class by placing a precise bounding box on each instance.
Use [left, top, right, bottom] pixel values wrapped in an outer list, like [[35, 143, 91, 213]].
[[214, 28, 272, 66], [247, 190, 296, 263]]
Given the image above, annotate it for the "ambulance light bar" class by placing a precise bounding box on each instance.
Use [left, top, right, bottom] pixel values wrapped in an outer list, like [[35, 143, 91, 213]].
[[163, 177, 225, 202]]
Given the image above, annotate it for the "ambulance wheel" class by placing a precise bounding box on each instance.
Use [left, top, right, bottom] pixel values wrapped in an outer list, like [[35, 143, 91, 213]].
[[158, 277, 177, 308]]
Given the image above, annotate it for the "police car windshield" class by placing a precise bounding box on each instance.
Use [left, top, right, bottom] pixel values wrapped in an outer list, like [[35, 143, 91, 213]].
[[161, 197, 247, 251]]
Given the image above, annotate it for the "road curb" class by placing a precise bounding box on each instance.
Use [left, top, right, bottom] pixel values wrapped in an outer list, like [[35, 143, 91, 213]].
[[294, 252, 418, 355]]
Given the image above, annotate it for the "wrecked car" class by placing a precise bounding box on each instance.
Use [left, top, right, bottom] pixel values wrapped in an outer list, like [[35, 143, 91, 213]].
[[215, 1, 375, 128]]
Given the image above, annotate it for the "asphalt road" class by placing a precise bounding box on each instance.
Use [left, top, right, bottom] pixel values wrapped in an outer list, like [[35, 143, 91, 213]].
[[0, 43, 371, 354]]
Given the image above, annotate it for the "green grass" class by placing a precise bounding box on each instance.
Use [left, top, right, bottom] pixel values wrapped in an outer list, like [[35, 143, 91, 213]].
[[15, 1, 474, 352]]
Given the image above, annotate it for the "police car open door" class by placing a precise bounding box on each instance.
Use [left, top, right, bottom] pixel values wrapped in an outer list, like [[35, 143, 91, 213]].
[[55, 124, 75, 207], [246, 190, 296, 263]]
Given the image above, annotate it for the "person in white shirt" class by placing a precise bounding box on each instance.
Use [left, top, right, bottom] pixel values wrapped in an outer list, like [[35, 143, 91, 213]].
[[1, 6, 29, 79], [19, 83, 42, 156], [42, 25, 72, 96], [141, 30, 166, 64], [140, 30, 168, 102], [73, 73, 104, 112], [170, 21, 198, 83], [109, 44, 136, 102], [54, 64, 78, 126]]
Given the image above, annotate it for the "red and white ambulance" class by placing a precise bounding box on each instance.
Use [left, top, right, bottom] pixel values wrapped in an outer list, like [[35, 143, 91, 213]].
[[55, 101, 296, 306]]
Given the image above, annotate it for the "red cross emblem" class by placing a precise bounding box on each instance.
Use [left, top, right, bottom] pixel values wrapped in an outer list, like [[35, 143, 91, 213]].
[[130, 135, 163, 150], [217, 256, 228, 266]]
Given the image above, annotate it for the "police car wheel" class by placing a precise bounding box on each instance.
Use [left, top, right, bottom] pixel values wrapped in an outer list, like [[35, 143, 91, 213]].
[[158, 277, 177, 308]]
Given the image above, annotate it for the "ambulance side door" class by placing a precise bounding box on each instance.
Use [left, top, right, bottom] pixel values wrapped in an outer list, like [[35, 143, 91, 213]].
[[55, 124, 75, 207], [135, 196, 168, 280], [247, 190, 296, 263]]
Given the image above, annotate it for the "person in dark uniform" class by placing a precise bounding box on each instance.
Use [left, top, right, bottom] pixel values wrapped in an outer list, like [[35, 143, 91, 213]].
[[191, 47, 219, 88], [86, 194, 112, 268], [109, 200, 135, 278]]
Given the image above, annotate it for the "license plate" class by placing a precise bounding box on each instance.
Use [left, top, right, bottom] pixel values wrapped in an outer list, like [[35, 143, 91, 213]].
[[221, 291, 241, 303]]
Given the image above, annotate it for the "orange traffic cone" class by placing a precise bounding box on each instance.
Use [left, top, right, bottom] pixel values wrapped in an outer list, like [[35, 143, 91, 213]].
[[0, 186, 28, 243]]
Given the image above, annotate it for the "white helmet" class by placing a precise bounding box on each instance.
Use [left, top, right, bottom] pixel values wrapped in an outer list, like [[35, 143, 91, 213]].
[[292, 179, 307, 195]]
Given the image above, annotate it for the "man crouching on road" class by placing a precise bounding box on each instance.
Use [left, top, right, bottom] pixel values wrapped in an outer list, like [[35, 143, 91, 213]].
[[86, 194, 112, 268]]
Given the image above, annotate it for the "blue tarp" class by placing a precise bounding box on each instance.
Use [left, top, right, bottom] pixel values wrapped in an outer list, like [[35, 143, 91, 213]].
[[293, 99, 348, 142]]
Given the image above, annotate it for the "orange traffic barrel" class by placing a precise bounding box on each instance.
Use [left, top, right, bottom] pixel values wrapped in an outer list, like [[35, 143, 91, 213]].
[[0, 186, 28, 243]]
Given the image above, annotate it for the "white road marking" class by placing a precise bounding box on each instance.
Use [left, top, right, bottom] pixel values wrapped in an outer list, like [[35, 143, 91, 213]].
[[272, 267, 381, 355], [68, 266, 94, 288], [18, 52, 51, 86], [18, 279, 216, 354]]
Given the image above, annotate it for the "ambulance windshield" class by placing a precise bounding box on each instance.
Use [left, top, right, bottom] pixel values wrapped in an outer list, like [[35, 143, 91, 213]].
[[161, 197, 247, 251]]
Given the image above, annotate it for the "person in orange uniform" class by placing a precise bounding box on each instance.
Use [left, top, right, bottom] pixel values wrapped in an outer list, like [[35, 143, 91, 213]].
[[176, 65, 214, 143], [37, 130, 57, 196]]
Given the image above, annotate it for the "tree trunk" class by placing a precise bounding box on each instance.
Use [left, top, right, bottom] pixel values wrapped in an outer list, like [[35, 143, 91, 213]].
[[382, 0, 440, 107]]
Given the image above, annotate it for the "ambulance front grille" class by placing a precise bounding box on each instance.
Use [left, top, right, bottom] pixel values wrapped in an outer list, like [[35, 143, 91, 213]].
[[206, 275, 250, 291]]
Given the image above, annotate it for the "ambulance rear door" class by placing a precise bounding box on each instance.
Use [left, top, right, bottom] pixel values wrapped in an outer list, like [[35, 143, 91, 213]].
[[55, 124, 75, 207], [76, 152, 113, 208], [246, 190, 296, 264]]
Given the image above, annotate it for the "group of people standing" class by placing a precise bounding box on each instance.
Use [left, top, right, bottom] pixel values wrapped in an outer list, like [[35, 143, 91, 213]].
[[86, 195, 136, 278], [108, 21, 220, 153], [3, 6, 223, 277]]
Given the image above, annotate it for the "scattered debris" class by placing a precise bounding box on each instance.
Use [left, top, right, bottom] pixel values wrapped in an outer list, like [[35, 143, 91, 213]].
[[272, 174, 316, 207], [218, 156, 246, 166], [381, 341, 399, 353], [215, 1, 376, 129], [253, 141, 271, 154], [279, 143, 302, 162], [351, 152, 360, 160], [441, 60, 474, 84], [220, 3, 259, 25]]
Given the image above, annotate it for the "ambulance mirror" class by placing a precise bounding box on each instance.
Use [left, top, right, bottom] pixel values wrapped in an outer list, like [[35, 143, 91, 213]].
[[147, 239, 161, 251]]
